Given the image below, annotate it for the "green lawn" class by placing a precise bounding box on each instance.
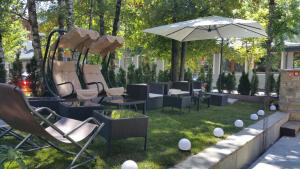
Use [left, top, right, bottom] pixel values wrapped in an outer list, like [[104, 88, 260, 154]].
[[2, 101, 266, 169]]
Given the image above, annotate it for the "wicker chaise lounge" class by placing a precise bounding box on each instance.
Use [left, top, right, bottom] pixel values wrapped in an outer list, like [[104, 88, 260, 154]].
[[0, 84, 104, 169]]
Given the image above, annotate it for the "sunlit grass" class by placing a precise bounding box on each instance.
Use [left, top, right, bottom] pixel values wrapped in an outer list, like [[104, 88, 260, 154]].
[[2, 101, 266, 169]]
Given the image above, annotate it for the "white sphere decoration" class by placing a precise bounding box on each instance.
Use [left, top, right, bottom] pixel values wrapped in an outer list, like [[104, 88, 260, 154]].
[[250, 114, 259, 120], [178, 138, 191, 151], [270, 104, 277, 111], [213, 128, 224, 137], [234, 120, 244, 128], [257, 110, 265, 116], [121, 160, 138, 169]]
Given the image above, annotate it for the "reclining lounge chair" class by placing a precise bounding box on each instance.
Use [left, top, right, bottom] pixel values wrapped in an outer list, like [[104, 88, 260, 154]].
[[0, 83, 104, 169], [53, 61, 99, 100], [82, 64, 125, 97]]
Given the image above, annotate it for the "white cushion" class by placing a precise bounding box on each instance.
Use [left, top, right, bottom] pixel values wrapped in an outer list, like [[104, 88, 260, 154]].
[[149, 93, 163, 98], [168, 89, 190, 95]]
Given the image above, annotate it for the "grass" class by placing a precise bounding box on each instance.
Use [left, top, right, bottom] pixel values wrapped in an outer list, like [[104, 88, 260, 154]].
[[2, 101, 267, 169]]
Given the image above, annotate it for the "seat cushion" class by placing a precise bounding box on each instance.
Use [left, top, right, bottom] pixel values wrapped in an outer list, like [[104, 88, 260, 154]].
[[45, 117, 97, 143], [106, 87, 125, 96], [76, 89, 99, 100], [149, 93, 163, 98], [168, 89, 190, 95]]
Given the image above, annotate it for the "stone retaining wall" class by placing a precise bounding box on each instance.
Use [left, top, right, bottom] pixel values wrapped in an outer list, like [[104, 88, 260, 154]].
[[171, 112, 290, 169]]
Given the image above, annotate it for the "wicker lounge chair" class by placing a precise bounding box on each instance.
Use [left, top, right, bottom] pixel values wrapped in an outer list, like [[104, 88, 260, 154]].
[[0, 84, 104, 169], [52, 60, 99, 100], [82, 64, 125, 97]]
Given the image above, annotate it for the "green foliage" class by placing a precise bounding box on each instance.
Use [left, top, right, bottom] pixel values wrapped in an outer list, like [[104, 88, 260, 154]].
[[158, 69, 170, 82], [197, 66, 206, 82], [116, 67, 126, 87], [0, 145, 26, 169], [226, 72, 236, 93], [250, 70, 259, 96], [134, 67, 144, 83], [216, 72, 226, 93], [142, 63, 152, 83], [184, 68, 192, 82], [108, 68, 116, 87], [267, 73, 276, 93], [127, 63, 136, 84], [0, 58, 6, 83], [26, 57, 43, 96], [10, 52, 22, 84], [238, 71, 251, 95], [205, 66, 213, 92]]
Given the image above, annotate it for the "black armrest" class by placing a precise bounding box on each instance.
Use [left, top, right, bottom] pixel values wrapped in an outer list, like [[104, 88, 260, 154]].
[[57, 81, 75, 97], [127, 84, 149, 100], [86, 81, 105, 94]]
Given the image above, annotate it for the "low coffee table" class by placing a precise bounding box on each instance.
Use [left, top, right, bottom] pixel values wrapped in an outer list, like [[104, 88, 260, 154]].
[[207, 93, 228, 106], [93, 109, 148, 153], [103, 98, 146, 114], [163, 95, 192, 110], [59, 100, 103, 120]]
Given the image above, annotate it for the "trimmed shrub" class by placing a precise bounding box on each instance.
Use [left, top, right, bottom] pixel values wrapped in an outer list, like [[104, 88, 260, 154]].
[[216, 72, 226, 93], [197, 66, 206, 82], [184, 68, 193, 81], [276, 74, 280, 94], [158, 69, 170, 82], [127, 63, 136, 84], [135, 67, 144, 83], [205, 66, 213, 92], [108, 68, 116, 87], [116, 68, 126, 87], [150, 64, 157, 82], [10, 52, 22, 85], [250, 70, 259, 96], [267, 73, 276, 93], [226, 72, 236, 93], [238, 71, 251, 95]]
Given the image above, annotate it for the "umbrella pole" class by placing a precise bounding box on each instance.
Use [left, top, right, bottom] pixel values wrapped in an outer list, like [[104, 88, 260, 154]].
[[219, 38, 224, 93]]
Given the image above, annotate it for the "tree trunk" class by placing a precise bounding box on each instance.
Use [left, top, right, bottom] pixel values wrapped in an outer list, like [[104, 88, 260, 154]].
[[112, 0, 122, 36], [171, 0, 179, 82], [109, 0, 122, 67], [65, 0, 74, 31], [99, 14, 105, 36], [58, 0, 65, 59], [88, 0, 94, 29], [179, 42, 187, 81], [171, 40, 179, 81], [265, 0, 275, 96], [27, 0, 42, 65]]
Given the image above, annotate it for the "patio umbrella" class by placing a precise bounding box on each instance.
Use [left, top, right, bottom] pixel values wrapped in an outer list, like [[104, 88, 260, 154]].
[[144, 16, 267, 90]]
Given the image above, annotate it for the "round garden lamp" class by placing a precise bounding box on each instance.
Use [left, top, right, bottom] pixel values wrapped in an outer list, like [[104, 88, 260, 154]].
[[257, 110, 265, 116], [178, 138, 191, 151], [121, 160, 138, 169], [213, 128, 224, 137], [234, 120, 244, 128], [270, 104, 277, 111], [250, 114, 258, 120]]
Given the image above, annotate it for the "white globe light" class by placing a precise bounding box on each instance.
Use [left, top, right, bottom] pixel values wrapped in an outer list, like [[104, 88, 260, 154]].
[[270, 104, 276, 111], [257, 110, 265, 116], [121, 160, 138, 169], [250, 114, 259, 120], [213, 128, 224, 137], [234, 120, 244, 128], [178, 138, 191, 151]]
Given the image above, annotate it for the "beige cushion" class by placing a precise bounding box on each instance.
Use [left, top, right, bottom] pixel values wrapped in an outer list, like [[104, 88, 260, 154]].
[[83, 64, 125, 96], [106, 87, 125, 96], [45, 117, 97, 143], [52, 61, 98, 100], [76, 89, 99, 101]]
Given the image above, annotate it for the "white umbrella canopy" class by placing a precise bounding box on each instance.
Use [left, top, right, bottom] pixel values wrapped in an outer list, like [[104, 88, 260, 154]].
[[144, 16, 267, 41]]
